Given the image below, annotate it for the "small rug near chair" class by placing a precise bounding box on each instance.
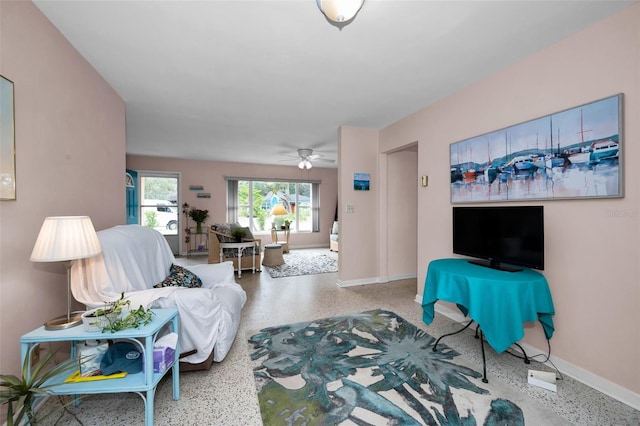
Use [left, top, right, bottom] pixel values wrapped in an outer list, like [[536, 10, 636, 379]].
[[264, 250, 338, 278], [248, 309, 570, 425]]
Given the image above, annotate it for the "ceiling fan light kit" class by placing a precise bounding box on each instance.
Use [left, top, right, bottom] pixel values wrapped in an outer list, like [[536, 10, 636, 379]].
[[298, 160, 313, 170], [316, 0, 364, 27]]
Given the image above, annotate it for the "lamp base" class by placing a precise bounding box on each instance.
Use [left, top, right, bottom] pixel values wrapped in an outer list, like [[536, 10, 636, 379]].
[[44, 311, 84, 330]]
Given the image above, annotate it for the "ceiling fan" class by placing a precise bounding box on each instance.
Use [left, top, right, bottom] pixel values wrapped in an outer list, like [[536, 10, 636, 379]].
[[282, 148, 336, 169]]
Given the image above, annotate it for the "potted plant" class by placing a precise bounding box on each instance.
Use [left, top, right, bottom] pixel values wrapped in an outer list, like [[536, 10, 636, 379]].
[[82, 308, 120, 332], [188, 208, 209, 234], [81, 292, 154, 333], [102, 305, 154, 333], [231, 228, 246, 242], [81, 291, 129, 332], [1, 351, 81, 426]]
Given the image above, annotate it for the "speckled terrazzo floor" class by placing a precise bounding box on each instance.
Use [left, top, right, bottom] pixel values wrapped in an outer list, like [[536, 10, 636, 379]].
[[42, 249, 639, 425]]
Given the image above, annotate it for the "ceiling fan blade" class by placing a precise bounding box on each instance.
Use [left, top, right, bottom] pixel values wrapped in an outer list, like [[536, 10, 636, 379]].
[[315, 158, 336, 163], [277, 148, 336, 165]]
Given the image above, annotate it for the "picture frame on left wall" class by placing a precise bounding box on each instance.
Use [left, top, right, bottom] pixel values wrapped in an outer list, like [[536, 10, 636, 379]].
[[0, 75, 16, 200]]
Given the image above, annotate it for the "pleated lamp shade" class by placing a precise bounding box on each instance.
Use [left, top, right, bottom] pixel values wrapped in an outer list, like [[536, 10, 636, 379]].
[[30, 216, 102, 262]]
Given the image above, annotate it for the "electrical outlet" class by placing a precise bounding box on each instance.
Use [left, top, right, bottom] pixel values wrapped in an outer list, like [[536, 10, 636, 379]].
[[346, 204, 355, 214]]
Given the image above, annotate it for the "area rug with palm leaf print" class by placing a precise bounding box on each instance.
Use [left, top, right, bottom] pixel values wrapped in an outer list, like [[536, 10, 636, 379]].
[[265, 250, 338, 278], [248, 309, 570, 425]]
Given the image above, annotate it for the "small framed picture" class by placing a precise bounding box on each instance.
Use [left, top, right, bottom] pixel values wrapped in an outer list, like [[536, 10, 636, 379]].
[[354, 173, 370, 191]]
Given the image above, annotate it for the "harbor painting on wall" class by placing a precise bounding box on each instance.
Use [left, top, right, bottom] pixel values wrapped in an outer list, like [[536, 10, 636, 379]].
[[450, 94, 622, 203]]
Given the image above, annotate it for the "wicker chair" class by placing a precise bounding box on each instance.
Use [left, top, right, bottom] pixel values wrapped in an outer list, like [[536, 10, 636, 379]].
[[208, 224, 261, 272]]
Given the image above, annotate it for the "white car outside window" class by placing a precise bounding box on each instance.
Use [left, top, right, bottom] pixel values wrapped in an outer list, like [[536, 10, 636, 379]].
[[142, 200, 178, 231]]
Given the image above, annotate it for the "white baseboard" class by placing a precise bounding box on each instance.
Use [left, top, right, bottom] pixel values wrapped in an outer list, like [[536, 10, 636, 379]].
[[337, 276, 384, 287], [414, 294, 640, 411], [337, 273, 417, 288], [289, 243, 330, 250], [388, 272, 418, 282]]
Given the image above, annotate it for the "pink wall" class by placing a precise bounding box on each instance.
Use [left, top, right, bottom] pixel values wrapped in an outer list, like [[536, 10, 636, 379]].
[[379, 4, 640, 396], [126, 155, 338, 250], [386, 150, 418, 278], [337, 132, 417, 286], [337, 126, 380, 284], [0, 0, 125, 384]]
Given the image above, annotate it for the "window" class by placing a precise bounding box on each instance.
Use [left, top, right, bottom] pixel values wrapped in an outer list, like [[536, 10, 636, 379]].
[[139, 174, 179, 235], [226, 179, 320, 233]]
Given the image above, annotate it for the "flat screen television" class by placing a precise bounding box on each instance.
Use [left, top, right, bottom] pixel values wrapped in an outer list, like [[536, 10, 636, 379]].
[[452, 206, 544, 272]]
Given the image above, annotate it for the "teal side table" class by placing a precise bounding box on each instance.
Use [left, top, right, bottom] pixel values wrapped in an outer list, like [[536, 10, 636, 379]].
[[20, 308, 180, 426]]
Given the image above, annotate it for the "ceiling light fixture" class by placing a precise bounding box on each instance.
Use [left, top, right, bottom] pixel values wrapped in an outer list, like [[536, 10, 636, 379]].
[[298, 160, 313, 170], [316, 0, 365, 29]]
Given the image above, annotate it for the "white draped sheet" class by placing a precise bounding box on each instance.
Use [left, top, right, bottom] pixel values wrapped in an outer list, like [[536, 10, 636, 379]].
[[70, 225, 246, 364]]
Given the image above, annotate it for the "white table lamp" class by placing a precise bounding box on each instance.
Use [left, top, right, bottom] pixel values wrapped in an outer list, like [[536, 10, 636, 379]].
[[30, 216, 102, 330]]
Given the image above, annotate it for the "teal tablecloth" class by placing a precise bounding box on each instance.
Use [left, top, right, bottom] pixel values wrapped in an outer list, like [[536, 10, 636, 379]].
[[422, 258, 555, 353]]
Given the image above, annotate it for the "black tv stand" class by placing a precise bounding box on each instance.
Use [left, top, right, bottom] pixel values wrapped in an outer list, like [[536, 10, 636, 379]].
[[468, 259, 522, 273]]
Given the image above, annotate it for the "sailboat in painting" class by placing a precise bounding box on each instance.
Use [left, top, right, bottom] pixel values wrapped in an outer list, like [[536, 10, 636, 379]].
[[565, 108, 591, 165], [508, 155, 537, 172]]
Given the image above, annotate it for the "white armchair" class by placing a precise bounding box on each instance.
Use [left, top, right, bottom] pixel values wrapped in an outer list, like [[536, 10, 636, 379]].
[[71, 225, 246, 371]]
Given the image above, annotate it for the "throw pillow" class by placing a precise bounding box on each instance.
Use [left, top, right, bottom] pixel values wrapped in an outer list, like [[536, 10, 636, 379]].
[[154, 264, 202, 288], [239, 227, 258, 254], [231, 225, 254, 240], [212, 223, 235, 242], [244, 227, 254, 239]]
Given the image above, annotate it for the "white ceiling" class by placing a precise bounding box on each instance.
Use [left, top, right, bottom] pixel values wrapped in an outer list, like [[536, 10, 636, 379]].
[[33, 0, 634, 168]]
